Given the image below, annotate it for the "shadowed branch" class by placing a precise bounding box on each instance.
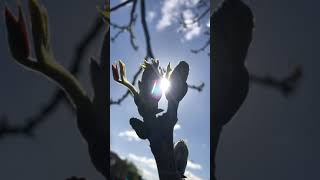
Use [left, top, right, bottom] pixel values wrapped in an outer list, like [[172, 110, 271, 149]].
[[250, 65, 303, 96]]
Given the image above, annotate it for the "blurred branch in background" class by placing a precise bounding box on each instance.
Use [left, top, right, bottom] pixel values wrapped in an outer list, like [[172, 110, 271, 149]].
[[0, 0, 302, 142], [0, 16, 104, 139], [250, 65, 303, 97]]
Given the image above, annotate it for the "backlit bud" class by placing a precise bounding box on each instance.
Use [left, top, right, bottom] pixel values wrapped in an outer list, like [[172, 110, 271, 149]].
[[174, 140, 188, 178]]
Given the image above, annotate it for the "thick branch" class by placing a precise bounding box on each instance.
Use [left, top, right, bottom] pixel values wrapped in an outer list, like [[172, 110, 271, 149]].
[[0, 17, 104, 139]]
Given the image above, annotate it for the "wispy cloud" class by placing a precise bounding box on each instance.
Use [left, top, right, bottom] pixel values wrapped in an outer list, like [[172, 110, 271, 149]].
[[187, 160, 202, 170], [140, 168, 159, 180], [185, 170, 203, 180], [156, 0, 181, 30], [128, 153, 157, 170], [156, 0, 202, 40], [118, 130, 140, 141]]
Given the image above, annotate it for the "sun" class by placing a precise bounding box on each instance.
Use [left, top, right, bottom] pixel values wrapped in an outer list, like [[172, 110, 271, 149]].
[[160, 77, 171, 93]]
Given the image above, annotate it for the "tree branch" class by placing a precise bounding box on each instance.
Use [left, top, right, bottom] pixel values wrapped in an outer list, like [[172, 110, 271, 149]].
[[249, 65, 303, 96], [0, 17, 104, 140], [110, 0, 138, 50], [110, 0, 134, 12]]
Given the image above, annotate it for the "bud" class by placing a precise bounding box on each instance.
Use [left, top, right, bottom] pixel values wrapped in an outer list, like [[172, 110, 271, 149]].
[[4, 5, 30, 60], [139, 59, 162, 104], [112, 60, 139, 97], [165, 61, 189, 102], [130, 118, 148, 139], [174, 140, 188, 178], [118, 60, 126, 81], [29, 0, 50, 59], [112, 64, 120, 82], [165, 63, 172, 79]]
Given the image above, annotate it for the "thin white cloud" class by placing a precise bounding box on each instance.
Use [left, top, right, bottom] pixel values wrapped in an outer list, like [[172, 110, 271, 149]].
[[183, 23, 202, 40], [140, 168, 159, 180], [185, 170, 203, 180], [156, 0, 203, 40], [128, 153, 157, 170], [157, 0, 181, 30], [187, 160, 202, 170], [125, 153, 159, 180], [118, 130, 140, 141]]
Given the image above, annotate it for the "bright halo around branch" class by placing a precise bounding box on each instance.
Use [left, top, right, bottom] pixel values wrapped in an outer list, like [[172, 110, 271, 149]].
[[160, 77, 171, 93], [151, 77, 171, 100]]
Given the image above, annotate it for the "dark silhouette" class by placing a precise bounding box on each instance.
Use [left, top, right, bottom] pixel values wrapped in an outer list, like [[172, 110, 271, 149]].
[[112, 59, 190, 180], [212, 0, 253, 179], [0, 0, 301, 142], [4, 0, 109, 179], [0, 0, 304, 179], [110, 151, 142, 180]]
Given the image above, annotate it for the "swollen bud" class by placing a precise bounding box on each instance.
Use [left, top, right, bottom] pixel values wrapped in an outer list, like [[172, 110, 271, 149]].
[[29, 0, 50, 60], [4, 5, 30, 60], [174, 140, 189, 178], [112, 63, 120, 82], [165, 61, 189, 102]]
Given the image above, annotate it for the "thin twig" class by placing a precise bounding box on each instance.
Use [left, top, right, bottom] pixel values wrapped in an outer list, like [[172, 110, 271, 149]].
[[110, 0, 138, 50], [110, 0, 134, 12], [188, 83, 205, 92], [191, 39, 210, 54], [140, 0, 154, 58]]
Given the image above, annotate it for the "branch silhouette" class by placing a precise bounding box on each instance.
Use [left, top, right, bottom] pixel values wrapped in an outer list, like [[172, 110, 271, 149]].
[[3, 0, 109, 178], [0, 16, 104, 139], [0, 0, 302, 143]]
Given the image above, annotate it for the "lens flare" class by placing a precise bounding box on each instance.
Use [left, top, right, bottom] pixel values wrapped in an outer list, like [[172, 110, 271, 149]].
[[151, 78, 171, 99], [151, 80, 162, 99]]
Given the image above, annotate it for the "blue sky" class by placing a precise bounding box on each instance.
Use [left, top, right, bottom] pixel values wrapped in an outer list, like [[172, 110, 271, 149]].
[[110, 0, 210, 179], [1, 0, 320, 180]]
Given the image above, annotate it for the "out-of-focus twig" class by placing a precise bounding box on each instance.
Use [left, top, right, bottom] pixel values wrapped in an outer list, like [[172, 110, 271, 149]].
[[188, 83, 205, 92], [0, 17, 104, 139], [110, 0, 138, 50], [191, 39, 210, 54], [250, 65, 303, 96]]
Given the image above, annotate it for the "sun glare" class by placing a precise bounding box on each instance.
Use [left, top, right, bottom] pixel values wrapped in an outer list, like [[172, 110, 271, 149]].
[[160, 77, 171, 93]]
